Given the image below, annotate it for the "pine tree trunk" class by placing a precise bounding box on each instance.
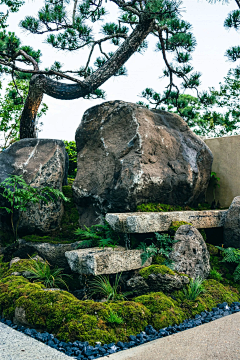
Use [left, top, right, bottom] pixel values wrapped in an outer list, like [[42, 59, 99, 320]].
[[20, 16, 154, 139]]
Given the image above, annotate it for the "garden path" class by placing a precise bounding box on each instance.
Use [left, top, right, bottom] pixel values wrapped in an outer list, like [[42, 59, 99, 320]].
[[102, 312, 240, 360], [0, 322, 72, 360]]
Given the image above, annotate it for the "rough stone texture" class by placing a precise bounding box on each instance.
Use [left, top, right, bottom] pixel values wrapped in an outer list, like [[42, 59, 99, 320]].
[[0, 138, 68, 235], [14, 239, 82, 269], [9, 257, 21, 268], [65, 246, 152, 275], [223, 196, 240, 248], [126, 273, 189, 297], [106, 209, 227, 233], [73, 100, 213, 226], [169, 225, 210, 279]]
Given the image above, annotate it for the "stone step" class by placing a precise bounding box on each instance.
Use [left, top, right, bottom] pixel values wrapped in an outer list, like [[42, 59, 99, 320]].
[[106, 210, 227, 233], [65, 246, 151, 275]]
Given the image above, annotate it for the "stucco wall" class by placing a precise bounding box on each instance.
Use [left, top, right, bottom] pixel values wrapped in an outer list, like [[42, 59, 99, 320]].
[[205, 135, 240, 208]]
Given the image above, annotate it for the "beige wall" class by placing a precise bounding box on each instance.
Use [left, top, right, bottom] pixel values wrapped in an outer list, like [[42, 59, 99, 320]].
[[205, 135, 240, 208]]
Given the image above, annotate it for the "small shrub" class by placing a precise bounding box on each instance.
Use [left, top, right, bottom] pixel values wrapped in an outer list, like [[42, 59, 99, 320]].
[[64, 141, 77, 178], [209, 268, 223, 282], [75, 223, 120, 249], [217, 247, 240, 282], [183, 276, 205, 301]]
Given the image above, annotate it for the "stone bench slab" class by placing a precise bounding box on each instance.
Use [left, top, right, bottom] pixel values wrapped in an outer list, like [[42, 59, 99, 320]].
[[106, 210, 227, 233], [65, 246, 151, 275]]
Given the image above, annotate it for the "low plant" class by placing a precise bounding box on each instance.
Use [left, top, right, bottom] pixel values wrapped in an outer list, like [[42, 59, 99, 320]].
[[107, 311, 124, 324], [183, 276, 205, 301], [138, 233, 178, 265], [216, 247, 240, 282], [209, 268, 223, 282], [25, 259, 71, 289], [88, 273, 131, 300], [75, 222, 120, 249], [0, 175, 69, 241]]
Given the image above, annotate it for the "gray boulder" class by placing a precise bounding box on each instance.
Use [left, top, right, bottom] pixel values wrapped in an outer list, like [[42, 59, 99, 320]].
[[0, 139, 68, 235], [126, 271, 189, 297], [169, 225, 210, 279], [73, 100, 213, 227], [223, 196, 240, 248]]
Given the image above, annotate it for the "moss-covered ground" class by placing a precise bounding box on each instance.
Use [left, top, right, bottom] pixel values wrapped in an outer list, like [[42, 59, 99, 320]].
[[1, 245, 240, 345]]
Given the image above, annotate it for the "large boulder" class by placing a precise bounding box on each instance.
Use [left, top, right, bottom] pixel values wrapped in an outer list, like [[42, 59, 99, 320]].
[[126, 265, 189, 297], [73, 100, 213, 226], [169, 225, 210, 279], [223, 196, 240, 248], [0, 139, 68, 235]]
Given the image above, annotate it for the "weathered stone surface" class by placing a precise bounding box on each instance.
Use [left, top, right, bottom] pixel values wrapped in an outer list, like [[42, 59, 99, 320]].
[[126, 273, 189, 297], [9, 257, 21, 268], [169, 225, 210, 279], [12, 239, 83, 269], [106, 210, 227, 233], [0, 139, 68, 235], [73, 100, 213, 226], [223, 196, 240, 248], [65, 246, 152, 275]]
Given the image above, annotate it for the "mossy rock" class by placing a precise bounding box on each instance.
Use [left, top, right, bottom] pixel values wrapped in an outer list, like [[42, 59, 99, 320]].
[[136, 203, 211, 213], [0, 256, 9, 279], [168, 221, 192, 236], [139, 265, 175, 279], [134, 292, 185, 330]]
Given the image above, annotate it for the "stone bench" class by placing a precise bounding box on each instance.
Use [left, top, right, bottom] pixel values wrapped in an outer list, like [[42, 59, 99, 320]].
[[106, 210, 227, 233]]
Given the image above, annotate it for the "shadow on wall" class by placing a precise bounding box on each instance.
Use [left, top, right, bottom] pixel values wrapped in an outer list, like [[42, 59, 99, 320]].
[[205, 135, 240, 208]]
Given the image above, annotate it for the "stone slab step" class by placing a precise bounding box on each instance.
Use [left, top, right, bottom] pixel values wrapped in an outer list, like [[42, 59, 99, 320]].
[[106, 210, 227, 233], [65, 246, 151, 275]]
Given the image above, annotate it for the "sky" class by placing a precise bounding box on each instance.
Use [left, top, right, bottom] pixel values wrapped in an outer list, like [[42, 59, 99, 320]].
[[2, 0, 240, 141]]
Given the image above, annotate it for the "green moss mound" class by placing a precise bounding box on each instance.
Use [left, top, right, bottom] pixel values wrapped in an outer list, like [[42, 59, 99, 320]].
[[0, 275, 150, 344], [139, 265, 175, 279], [136, 203, 211, 213], [152, 254, 166, 265], [134, 292, 185, 329]]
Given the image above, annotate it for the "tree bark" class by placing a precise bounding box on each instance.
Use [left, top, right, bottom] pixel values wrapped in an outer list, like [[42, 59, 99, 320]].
[[20, 15, 155, 139]]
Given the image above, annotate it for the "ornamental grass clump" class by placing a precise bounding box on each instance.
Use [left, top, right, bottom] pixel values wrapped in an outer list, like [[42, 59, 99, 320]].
[[25, 259, 71, 290], [89, 273, 131, 300], [183, 276, 205, 301]]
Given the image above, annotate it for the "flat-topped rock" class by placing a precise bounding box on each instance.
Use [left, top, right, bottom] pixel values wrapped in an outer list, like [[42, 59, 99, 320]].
[[65, 246, 152, 275], [106, 210, 227, 233]]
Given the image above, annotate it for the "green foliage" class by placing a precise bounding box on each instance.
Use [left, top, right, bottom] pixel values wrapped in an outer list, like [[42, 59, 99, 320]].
[[75, 222, 120, 249], [107, 311, 124, 325], [63, 141, 77, 178], [0, 79, 48, 151], [88, 273, 130, 301], [139, 264, 175, 279], [217, 247, 240, 282], [25, 259, 71, 290], [0, 175, 69, 241], [138, 232, 177, 265], [183, 276, 205, 301], [209, 268, 223, 282]]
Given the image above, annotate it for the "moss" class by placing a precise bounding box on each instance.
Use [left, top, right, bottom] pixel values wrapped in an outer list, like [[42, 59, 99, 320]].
[[139, 265, 175, 279], [2, 259, 36, 278], [134, 292, 185, 330], [169, 221, 192, 235], [0, 256, 9, 279], [136, 203, 211, 213], [207, 243, 219, 256], [152, 254, 166, 265], [0, 275, 150, 345]]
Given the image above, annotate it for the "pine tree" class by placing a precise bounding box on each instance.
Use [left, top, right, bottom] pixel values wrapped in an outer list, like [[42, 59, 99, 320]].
[[0, 0, 199, 139]]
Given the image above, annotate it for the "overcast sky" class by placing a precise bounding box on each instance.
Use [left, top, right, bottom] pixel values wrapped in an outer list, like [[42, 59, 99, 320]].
[[2, 0, 240, 141]]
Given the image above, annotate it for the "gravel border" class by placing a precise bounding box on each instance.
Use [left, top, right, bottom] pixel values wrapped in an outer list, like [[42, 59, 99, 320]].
[[1, 301, 240, 360]]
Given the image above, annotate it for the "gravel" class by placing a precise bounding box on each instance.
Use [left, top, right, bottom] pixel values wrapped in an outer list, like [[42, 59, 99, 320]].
[[1, 301, 240, 360]]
